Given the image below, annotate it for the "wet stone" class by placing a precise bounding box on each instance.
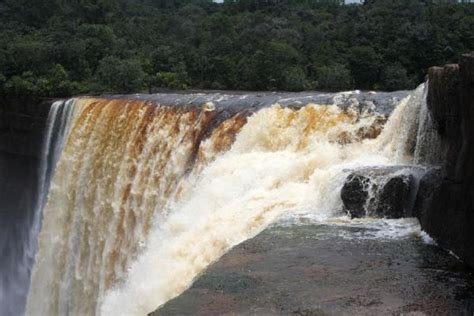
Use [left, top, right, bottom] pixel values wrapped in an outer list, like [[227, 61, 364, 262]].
[[376, 175, 414, 218], [340, 166, 424, 219], [153, 223, 474, 316], [340, 174, 369, 218]]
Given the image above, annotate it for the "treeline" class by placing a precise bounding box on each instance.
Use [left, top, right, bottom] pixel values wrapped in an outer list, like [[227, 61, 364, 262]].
[[0, 0, 473, 97]]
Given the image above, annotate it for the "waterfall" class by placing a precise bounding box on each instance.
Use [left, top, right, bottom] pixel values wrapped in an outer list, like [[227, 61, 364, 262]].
[[30, 100, 76, 277], [36, 100, 76, 214], [26, 86, 426, 316]]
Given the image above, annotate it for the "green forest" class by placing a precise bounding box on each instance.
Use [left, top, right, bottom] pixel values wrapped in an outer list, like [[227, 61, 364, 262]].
[[1, 0, 473, 98]]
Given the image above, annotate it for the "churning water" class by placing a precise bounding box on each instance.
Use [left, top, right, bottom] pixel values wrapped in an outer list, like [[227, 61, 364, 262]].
[[24, 85, 436, 315]]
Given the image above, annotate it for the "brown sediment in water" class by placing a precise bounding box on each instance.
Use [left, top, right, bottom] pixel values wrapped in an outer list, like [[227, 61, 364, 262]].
[[28, 95, 405, 316], [27, 97, 260, 315]]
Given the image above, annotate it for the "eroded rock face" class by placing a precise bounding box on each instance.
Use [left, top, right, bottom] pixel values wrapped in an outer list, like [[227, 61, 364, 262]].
[[340, 174, 369, 218], [341, 166, 423, 219], [417, 52, 474, 268], [377, 175, 414, 218], [0, 97, 52, 315]]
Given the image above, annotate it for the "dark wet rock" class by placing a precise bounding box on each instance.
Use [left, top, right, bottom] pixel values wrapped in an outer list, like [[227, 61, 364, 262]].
[[341, 166, 422, 219], [413, 167, 442, 219], [153, 224, 474, 316], [419, 52, 474, 268], [377, 175, 414, 218], [340, 174, 369, 218], [107, 90, 409, 116], [193, 272, 259, 294], [427, 64, 461, 140]]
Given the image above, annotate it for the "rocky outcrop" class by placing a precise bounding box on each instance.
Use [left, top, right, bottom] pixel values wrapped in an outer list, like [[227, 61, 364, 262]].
[[341, 174, 370, 218], [341, 166, 423, 219], [154, 224, 474, 315], [416, 52, 474, 267], [377, 175, 414, 218], [0, 97, 51, 157]]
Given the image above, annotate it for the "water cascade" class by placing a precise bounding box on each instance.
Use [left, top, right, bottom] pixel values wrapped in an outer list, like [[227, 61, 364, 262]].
[[26, 85, 430, 316]]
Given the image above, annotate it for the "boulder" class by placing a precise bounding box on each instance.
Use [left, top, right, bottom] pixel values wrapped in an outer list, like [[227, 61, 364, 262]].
[[341, 166, 422, 219], [377, 175, 414, 218], [340, 174, 369, 218]]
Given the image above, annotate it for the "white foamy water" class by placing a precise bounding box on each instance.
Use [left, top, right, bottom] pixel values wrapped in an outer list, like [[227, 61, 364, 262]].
[[27, 85, 429, 316], [277, 214, 429, 241]]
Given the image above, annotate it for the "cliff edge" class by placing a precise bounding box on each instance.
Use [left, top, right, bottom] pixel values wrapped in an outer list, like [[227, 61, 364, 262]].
[[417, 52, 474, 267]]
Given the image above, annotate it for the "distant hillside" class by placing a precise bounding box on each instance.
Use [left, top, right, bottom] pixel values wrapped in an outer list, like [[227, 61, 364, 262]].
[[0, 0, 473, 97]]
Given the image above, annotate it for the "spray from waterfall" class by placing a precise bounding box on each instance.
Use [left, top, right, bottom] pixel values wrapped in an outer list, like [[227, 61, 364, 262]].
[[0, 100, 75, 316], [27, 85, 429, 316], [30, 100, 76, 272]]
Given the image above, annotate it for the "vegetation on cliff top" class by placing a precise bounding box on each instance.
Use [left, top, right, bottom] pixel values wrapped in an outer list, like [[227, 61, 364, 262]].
[[0, 0, 473, 97]]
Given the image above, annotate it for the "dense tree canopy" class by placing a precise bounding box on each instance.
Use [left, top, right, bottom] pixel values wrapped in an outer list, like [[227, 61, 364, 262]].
[[0, 0, 473, 97]]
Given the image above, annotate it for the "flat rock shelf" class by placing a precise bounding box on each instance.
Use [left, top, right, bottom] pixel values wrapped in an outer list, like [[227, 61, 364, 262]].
[[154, 222, 474, 316]]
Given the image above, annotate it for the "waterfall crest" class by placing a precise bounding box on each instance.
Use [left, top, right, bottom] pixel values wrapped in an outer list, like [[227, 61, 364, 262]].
[[27, 87, 426, 316]]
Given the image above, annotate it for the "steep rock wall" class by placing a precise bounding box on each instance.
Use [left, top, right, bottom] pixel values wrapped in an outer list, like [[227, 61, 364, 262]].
[[417, 53, 474, 267], [0, 97, 52, 314], [0, 97, 51, 215]]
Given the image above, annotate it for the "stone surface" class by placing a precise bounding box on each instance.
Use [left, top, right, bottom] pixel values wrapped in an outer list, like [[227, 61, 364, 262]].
[[427, 64, 460, 140], [419, 52, 474, 268], [377, 175, 414, 218], [340, 174, 369, 218], [413, 167, 442, 219], [153, 223, 474, 316], [341, 166, 421, 219]]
